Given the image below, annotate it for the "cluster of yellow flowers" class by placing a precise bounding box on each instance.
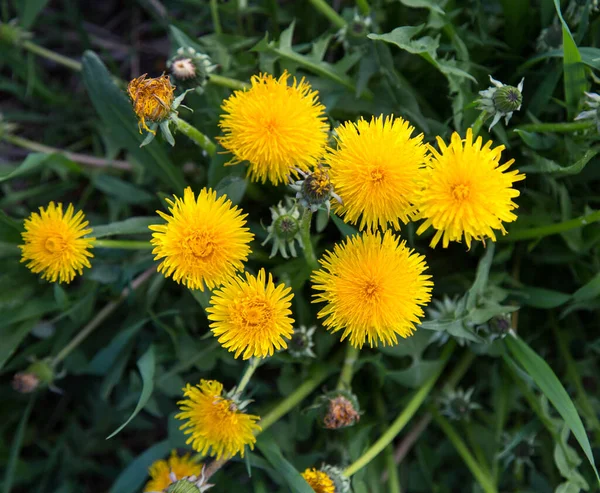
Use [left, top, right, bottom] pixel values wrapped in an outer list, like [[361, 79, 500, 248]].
[[17, 69, 524, 492]]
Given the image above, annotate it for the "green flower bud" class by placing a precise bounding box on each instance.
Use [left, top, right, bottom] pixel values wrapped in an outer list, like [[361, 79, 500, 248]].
[[321, 464, 352, 493], [438, 387, 481, 422], [493, 85, 523, 113], [288, 325, 317, 359], [12, 359, 55, 393], [476, 76, 524, 130], [167, 47, 217, 93], [262, 199, 303, 259]]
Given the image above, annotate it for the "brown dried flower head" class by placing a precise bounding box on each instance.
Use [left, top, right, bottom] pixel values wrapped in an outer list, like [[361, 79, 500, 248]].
[[323, 394, 360, 429]]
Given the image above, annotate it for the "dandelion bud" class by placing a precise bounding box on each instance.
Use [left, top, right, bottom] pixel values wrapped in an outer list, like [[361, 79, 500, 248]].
[[476, 75, 524, 130], [301, 465, 351, 493], [335, 11, 373, 49], [167, 47, 217, 93], [290, 165, 341, 214], [288, 325, 317, 359], [166, 481, 202, 493], [261, 199, 303, 259], [499, 431, 537, 469], [575, 91, 600, 132], [321, 465, 352, 493], [12, 360, 54, 393], [439, 387, 480, 422], [312, 390, 361, 430]]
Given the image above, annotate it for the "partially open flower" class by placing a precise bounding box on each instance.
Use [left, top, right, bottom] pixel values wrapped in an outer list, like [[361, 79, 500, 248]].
[[290, 165, 341, 214], [262, 199, 303, 258], [128, 74, 175, 133], [143, 451, 204, 493], [476, 75, 524, 131], [302, 465, 351, 493]]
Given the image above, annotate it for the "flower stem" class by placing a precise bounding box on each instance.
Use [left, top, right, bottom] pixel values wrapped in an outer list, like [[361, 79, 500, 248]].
[[471, 111, 488, 139], [432, 410, 498, 493], [172, 115, 216, 156], [210, 0, 223, 35], [336, 343, 359, 391], [51, 267, 155, 366], [259, 364, 331, 432], [237, 357, 261, 395], [21, 39, 82, 72], [3, 134, 132, 170], [356, 0, 370, 15], [300, 208, 319, 272], [516, 121, 594, 133], [208, 74, 250, 91], [501, 210, 600, 242], [93, 239, 152, 250], [344, 341, 456, 477], [308, 0, 347, 29]]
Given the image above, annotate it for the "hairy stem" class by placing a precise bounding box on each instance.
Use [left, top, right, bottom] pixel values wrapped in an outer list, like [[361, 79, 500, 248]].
[[208, 74, 250, 91], [336, 343, 359, 391]]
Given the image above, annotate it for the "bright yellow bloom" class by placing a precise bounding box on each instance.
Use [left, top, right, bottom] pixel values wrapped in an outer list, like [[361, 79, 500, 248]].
[[416, 128, 525, 248], [326, 115, 428, 231], [176, 380, 261, 460], [207, 268, 294, 359], [128, 73, 175, 133], [143, 451, 202, 492], [301, 468, 335, 493], [149, 187, 253, 291], [312, 231, 432, 349], [219, 71, 329, 185], [19, 202, 94, 283]]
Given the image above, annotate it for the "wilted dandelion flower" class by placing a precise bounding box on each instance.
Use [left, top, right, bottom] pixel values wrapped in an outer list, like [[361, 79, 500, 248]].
[[143, 451, 202, 492], [128, 73, 175, 133], [311, 231, 433, 348], [219, 71, 329, 185], [207, 268, 294, 359], [416, 129, 525, 248], [326, 115, 428, 230], [176, 380, 261, 460], [149, 187, 253, 291], [20, 202, 94, 283], [301, 468, 336, 493]]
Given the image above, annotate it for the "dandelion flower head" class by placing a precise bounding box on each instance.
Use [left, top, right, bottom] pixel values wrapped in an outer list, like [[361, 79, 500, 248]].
[[150, 187, 253, 291], [416, 128, 525, 248], [20, 202, 94, 284], [208, 268, 294, 359], [176, 380, 261, 460], [312, 231, 433, 348], [143, 450, 202, 492], [128, 73, 175, 133], [326, 115, 428, 230], [301, 468, 336, 493], [219, 71, 329, 185]]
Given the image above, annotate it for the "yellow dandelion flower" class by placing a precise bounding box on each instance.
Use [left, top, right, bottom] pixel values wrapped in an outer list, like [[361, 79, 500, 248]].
[[143, 450, 202, 492], [19, 202, 94, 284], [219, 71, 329, 185], [326, 115, 428, 231], [311, 231, 432, 349], [176, 380, 261, 460], [149, 187, 253, 291], [207, 268, 294, 359], [128, 73, 175, 133], [301, 468, 335, 493], [416, 128, 525, 248]]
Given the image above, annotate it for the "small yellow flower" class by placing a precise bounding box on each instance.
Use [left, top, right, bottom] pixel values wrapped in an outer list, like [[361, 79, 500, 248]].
[[326, 115, 428, 231], [143, 451, 202, 492], [301, 468, 336, 493], [128, 73, 175, 133], [219, 71, 329, 185], [19, 202, 94, 283], [207, 268, 294, 359], [312, 231, 432, 349], [416, 128, 525, 248], [176, 380, 261, 460], [149, 187, 253, 291]]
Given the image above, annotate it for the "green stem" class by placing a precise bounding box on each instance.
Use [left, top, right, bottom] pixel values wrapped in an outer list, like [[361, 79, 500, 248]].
[[3, 134, 132, 170], [336, 343, 359, 391], [471, 111, 488, 139], [172, 115, 216, 156], [552, 318, 600, 441], [385, 444, 402, 493], [300, 208, 319, 271], [210, 0, 223, 34], [516, 121, 594, 133], [93, 239, 152, 250], [52, 267, 155, 366], [308, 0, 347, 29], [356, 0, 370, 15], [208, 74, 250, 91], [237, 357, 260, 395], [259, 365, 331, 432], [464, 423, 491, 477], [344, 341, 456, 477], [502, 210, 600, 242], [432, 410, 497, 493], [21, 40, 82, 71]]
